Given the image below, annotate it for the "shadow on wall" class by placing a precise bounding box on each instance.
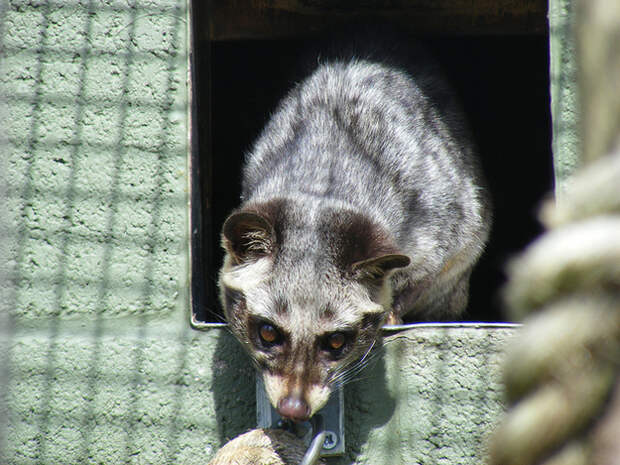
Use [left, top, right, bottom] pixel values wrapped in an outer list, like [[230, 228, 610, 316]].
[[212, 330, 257, 444], [341, 339, 396, 463]]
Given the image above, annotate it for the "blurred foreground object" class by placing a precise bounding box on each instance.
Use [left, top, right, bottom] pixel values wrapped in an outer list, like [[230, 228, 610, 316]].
[[490, 151, 620, 465], [489, 1, 620, 464], [207, 428, 324, 465]]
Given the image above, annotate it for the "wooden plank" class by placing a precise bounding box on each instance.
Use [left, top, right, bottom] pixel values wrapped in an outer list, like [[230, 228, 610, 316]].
[[205, 0, 548, 41], [576, 0, 620, 163]]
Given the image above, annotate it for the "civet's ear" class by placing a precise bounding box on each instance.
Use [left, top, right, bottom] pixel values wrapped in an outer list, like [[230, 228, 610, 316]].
[[333, 210, 410, 280], [222, 209, 276, 265], [351, 253, 410, 280]]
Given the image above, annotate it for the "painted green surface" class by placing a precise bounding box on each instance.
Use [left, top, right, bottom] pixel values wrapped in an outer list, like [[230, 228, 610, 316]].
[[0, 0, 189, 321], [4, 321, 255, 464], [0, 0, 194, 461], [335, 326, 513, 465], [549, 0, 581, 200], [5, 323, 515, 464]]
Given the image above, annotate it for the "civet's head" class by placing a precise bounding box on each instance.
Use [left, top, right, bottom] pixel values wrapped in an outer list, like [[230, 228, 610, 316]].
[[219, 199, 409, 421]]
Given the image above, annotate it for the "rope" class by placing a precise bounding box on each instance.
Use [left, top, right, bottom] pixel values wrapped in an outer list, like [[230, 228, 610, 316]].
[[489, 149, 620, 465]]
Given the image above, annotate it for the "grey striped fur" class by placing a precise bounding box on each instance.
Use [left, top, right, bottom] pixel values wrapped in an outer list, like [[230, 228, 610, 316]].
[[219, 55, 491, 419]]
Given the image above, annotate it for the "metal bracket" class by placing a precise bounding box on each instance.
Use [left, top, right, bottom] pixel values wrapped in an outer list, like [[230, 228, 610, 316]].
[[256, 377, 345, 457]]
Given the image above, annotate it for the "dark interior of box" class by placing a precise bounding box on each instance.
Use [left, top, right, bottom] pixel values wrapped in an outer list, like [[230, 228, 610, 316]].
[[193, 32, 553, 323]]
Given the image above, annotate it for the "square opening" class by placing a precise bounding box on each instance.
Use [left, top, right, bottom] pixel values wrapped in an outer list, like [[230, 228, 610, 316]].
[[190, 3, 552, 324]]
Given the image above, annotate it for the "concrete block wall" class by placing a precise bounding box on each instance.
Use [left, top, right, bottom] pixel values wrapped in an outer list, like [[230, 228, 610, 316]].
[[0, 0, 208, 462], [4, 324, 256, 464], [1, 0, 188, 321], [4, 320, 515, 464]]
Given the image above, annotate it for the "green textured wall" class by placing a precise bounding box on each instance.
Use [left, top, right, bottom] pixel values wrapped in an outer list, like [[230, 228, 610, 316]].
[[1, 0, 188, 321], [339, 325, 514, 464], [0, 0, 197, 462], [4, 320, 515, 464], [4, 324, 255, 464]]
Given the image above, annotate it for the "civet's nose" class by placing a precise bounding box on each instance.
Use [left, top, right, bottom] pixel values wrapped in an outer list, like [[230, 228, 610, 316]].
[[277, 396, 311, 422]]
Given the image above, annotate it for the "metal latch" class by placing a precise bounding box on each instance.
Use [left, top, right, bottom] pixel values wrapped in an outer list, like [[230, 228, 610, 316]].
[[256, 377, 345, 457]]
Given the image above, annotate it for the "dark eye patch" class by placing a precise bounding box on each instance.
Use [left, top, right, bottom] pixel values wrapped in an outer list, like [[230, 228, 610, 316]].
[[248, 316, 287, 351]]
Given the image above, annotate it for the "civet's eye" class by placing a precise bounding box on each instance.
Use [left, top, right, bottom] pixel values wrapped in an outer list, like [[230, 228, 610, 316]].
[[327, 332, 346, 351], [259, 323, 281, 345], [321, 331, 350, 358]]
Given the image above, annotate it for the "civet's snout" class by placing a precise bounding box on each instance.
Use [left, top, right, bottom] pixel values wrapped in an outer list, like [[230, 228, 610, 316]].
[[277, 395, 311, 422]]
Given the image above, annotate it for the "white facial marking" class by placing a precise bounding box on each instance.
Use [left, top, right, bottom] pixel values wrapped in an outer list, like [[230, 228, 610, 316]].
[[306, 384, 331, 416], [263, 372, 286, 408], [220, 256, 271, 292], [262, 372, 332, 416]]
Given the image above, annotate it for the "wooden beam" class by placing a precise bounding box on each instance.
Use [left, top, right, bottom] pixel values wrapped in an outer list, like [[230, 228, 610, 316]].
[[576, 0, 620, 163], [205, 0, 548, 41]]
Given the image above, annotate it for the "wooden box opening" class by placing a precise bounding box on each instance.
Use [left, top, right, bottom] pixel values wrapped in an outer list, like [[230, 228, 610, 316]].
[[191, 2, 552, 324]]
